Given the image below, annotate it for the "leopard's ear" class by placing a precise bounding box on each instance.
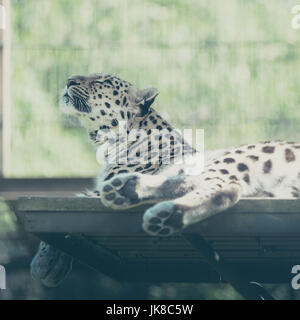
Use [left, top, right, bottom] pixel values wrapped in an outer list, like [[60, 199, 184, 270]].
[[135, 88, 159, 117]]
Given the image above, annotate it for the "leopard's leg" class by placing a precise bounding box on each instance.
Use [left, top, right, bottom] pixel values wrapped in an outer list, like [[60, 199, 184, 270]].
[[101, 172, 199, 209], [30, 242, 73, 287], [30, 189, 101, 287], [143, 180, 242, 236]]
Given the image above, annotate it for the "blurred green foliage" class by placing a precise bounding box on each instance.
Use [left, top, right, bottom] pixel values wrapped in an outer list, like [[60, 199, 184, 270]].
[[9, 0, 300, 177]]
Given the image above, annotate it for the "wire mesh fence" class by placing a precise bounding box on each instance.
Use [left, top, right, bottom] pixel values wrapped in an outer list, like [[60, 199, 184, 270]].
[[8, 0, 300, 177]]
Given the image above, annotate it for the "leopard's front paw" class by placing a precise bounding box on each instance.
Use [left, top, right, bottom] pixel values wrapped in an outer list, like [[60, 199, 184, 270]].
[[143, 201, 185, 237], [30, 242, 73, 287], [101, 173, 141, 209]]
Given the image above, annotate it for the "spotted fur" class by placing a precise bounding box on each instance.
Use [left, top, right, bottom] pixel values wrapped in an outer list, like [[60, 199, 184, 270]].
[[60, 73, 300, 236], [31, 73, 300, 286]]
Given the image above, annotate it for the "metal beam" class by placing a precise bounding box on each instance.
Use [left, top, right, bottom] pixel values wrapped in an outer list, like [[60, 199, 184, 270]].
[[184, 233, 274, 300], [0, 178, 94, 200], [13, 196, 300, 296], [15, 197, 300, 236]]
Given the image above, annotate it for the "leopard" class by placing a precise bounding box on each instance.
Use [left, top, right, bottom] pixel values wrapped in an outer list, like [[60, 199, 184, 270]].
[[30, 72, 300, 287]]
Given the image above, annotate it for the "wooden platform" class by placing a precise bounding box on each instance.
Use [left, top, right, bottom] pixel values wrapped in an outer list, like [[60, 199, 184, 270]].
[[13, 197, 300, 283]]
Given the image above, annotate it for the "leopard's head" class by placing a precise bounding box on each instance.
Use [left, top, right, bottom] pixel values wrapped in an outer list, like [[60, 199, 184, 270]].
[[60, 73, 159, 144]]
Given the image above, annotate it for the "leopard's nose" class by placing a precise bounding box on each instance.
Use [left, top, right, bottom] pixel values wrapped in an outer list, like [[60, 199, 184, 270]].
[[67, 78, 80, 89]]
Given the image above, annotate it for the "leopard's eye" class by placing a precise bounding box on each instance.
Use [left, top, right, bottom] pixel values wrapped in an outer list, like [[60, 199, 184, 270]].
[[67, 80, 79, 88]]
